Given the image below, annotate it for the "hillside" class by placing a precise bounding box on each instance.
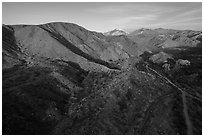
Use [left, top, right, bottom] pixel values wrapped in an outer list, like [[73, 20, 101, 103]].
[[2, 22, 202, 135], [128, 28, 201, 53]]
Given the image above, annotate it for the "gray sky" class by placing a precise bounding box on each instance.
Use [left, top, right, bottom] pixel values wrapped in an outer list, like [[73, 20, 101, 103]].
[[2, 2, 202, 32]]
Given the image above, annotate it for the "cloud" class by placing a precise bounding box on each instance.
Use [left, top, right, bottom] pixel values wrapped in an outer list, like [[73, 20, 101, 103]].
[[117, 14, 158, 22], [3, 2, 202, 32], [172, 8, 202, 19], [86, 6, 126, 14], [86, 3, 164, 15]]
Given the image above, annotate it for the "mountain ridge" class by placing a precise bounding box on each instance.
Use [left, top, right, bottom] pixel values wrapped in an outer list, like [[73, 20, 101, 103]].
[[2, 22, 202, 135]]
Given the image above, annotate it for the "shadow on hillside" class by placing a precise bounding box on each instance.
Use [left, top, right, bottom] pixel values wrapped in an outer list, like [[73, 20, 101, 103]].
[[40, 26, 121, 70]]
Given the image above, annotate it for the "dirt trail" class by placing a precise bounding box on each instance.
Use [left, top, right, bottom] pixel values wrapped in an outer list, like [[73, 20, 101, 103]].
[[146, 64, 201, 101], [181, 91, 193, 134], [145, 64, 193, 134]]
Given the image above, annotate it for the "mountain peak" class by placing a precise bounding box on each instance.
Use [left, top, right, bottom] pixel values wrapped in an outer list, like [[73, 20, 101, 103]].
[[104, 29, 127, 36]]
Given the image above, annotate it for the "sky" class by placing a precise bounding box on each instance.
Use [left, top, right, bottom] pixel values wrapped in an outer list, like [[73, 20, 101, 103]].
[[2, 2, 202, 32]]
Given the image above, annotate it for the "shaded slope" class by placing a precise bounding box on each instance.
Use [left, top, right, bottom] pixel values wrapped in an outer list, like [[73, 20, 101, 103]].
[[41, 22, 129, 62], [53, 64, 191, 134], [137, 45, 202, 134], [2, 66, 75, 134], [2, 25, 25, 69], [40, 24, 120, 70], [9, 24, 122, 71]]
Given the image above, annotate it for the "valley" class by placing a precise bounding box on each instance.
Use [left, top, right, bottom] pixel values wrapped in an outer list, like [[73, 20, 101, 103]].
[[2, 22, 202, 135]]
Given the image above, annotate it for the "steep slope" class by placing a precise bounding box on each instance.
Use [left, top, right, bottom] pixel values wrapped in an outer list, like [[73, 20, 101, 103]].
[[2, 25, 25, 69], [10, 23, 125, 71], [40, 23, 129, 62]]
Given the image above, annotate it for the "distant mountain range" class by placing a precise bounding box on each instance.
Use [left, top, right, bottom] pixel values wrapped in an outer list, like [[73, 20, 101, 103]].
[[3, 22, 201, 70], [106, 27, 201, 52]]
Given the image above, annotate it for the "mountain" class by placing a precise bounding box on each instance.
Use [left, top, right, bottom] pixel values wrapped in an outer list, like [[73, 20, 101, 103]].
[[104, 29, 127, 36], [128, 28, 201, 53], [7, 23, 129, 71], [2, 23, 202, 135]]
